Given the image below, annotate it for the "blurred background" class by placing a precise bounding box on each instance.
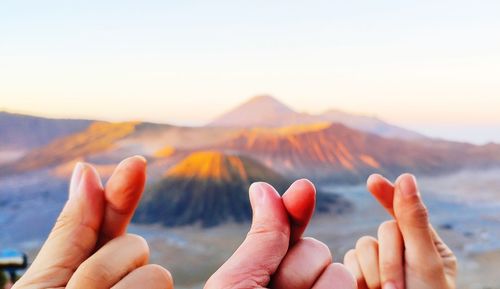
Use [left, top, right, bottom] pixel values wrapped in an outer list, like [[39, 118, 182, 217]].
[[1, 1, 499, 288]]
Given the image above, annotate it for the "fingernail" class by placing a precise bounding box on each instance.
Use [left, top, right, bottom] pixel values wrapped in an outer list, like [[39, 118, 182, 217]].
[[383, 282, 397, 289], [133, 155, 147, 164], [69, 162, 85, 199], [249, 182, 267, 207], [399, 174, 419, 198]]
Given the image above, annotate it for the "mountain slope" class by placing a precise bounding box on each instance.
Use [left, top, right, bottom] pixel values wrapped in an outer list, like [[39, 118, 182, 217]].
[[319, 109, 424, 140], [208, 95, 302, 128], [134, 151, 344, 227], [0, 111, 92, 149], [207, 95, 424, 140], [214, 123, 500, 183], [4, 121, 139, 173]]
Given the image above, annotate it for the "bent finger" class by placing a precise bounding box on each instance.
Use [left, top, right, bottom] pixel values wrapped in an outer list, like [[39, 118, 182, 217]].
[[355, 236, 381, 289], [112, 264, 173, 289], [344, 249, 369, 289], [67, 234, 149, 289], [378, 220, 404, 289], [312, 263, 357, 289], [271, 238, 332, 289]]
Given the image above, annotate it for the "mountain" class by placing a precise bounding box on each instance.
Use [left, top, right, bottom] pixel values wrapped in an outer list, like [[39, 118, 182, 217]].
[[214, 123, 500, 183], [0, 117, 246, 175], [134, 151, 344, 227], [0, 111, 92, 149], [208, 95, 304, 128], [207, 95, 424, 140], [3, 121, 139, 173], [5, 109, 500, 186], [319, 109, 424, 140]]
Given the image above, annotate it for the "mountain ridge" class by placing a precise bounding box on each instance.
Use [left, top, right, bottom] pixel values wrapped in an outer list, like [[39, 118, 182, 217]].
[[0, 111, 92, 150], [213, 122, 500, 183], [206, 95, 424, 140]]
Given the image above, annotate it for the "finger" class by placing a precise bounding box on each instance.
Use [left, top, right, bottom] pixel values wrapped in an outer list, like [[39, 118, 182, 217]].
[[98, 156, 147, 246], [344, 249, 369, 289], [205, 182, 290, 289], [16, 163, 105, 288], [367, 174, 395, 217], [369, 174, 446, 265], [112, 264, 173, 289], [431, 226, 458, 277], [312, 263, 357, 289], [282, 179, 316, 245], [355, 236, 381, 289], [378, 220, 404, 289], [67, 234, 149, 289], [393, 174, 441, 264], [271, 238, 332, 289]]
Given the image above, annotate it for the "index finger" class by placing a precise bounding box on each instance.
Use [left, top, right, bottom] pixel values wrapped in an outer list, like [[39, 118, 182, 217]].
[[282, 179, 316, 245], [97, 156, 147, 246], [366, 174, 396, 218]]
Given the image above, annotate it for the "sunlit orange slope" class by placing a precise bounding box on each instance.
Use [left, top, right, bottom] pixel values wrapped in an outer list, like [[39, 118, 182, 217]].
[[135, 150, 343, 227], [166, 150, 283, 183], [215, 122, 500, 182], [10, 121, 139, 172]]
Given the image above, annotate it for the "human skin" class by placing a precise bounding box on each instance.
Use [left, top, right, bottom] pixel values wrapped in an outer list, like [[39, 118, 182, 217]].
[[12, 157, 356, 289], [12, 156, 173, 289], [205, 180, 357, 289], [343, 174, 457, 289]]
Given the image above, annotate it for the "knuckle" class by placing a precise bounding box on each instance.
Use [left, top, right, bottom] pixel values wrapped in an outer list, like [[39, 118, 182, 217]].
[[410, 256, 445, 278], [380, 260, 401, 274], [300, 237, 333, 262], [356, 236, 378, 252], [327, 263, 358, 288], [205, 271, 266, 289], [247, 224, 289, 247], [344, 249, 357, 264], [79, 261, 113, 284], [51, 205, 78, 234], [378, 220, 398, 235], [448, 255, 458, 271], [405, 203, 430, 228], [125, 234, 150, 257], [145, 264, 173, 287]]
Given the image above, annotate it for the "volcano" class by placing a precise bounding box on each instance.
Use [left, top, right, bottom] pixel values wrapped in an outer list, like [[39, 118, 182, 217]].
[[134, 151, 344, 227]]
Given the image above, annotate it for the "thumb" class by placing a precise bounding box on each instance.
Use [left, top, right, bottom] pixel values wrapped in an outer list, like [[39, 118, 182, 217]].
[[16, 163, 105, 288], [393, 174, 441, 264], [205, 182, 290, 289]]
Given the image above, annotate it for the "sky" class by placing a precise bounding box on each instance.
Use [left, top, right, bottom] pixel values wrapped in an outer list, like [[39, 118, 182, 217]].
[[1, 0, 499, 144]]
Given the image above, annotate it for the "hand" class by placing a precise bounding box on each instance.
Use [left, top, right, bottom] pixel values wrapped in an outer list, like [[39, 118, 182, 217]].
[[343, 174, 457, 289], [205, 179, 356, 289], [13, 156, 173, 289]]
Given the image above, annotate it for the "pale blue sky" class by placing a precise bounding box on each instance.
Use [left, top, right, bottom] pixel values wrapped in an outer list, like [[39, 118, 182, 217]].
[[1, 0, 499, 143]]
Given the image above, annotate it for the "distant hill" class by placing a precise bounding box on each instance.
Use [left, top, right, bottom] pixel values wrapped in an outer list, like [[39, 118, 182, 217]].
[[134, 151, 344, 227], [214, 123, 500, 183], [207, 95, 424, 140], [3, 121, 139, 173], [0, 119, 244, 174], [4, 109, 500, 185], [318, 109, 424, 140], [0, 111, 92, 149], [208, 95, 306, 128]]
